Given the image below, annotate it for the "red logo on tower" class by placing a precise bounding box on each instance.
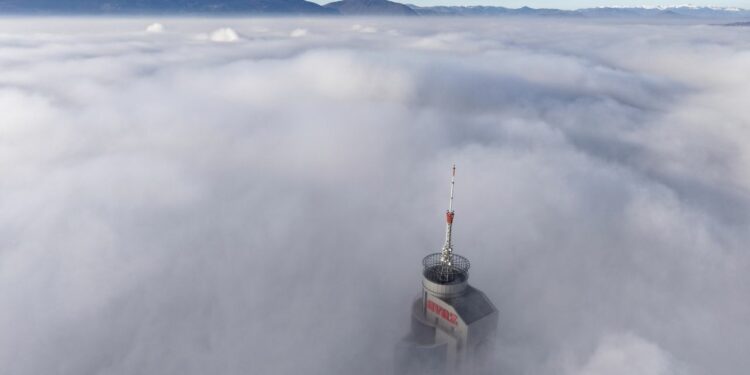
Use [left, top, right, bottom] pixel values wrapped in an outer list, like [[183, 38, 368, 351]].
[[426, 299, 458, 325]]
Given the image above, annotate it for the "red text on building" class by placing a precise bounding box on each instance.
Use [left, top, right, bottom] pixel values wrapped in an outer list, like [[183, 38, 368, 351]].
[[426, 299, 458, 325]]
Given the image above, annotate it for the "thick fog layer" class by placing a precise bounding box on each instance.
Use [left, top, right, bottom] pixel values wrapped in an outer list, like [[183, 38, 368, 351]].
[[0, 17, 748, 375]]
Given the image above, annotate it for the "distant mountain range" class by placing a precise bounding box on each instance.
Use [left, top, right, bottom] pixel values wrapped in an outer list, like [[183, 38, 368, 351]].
[[0, 0, 748, 18], [415, 5, 582, 16], [577, 5, 750, 19], [407, 5, 571, 16], [409, 4, 750, 18]]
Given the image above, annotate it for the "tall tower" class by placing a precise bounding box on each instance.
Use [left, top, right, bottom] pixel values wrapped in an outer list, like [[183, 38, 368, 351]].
[[396, 165, 498, 375]]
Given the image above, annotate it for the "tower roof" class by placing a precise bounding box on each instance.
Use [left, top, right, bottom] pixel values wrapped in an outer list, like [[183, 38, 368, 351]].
[[440, 285, 497, 324]]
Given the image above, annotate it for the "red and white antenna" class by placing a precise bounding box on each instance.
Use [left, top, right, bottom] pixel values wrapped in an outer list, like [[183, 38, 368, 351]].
[[422, 164, 470, 283], [440, 164, 456, 267]]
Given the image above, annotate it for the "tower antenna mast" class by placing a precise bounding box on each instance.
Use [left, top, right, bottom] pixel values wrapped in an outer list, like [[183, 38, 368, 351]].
[[440, 164, 456, 267]]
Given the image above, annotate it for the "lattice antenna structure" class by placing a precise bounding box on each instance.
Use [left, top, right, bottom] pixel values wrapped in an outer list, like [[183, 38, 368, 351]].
[[440, 164, 457, 266], [422, 164, 470, 285]]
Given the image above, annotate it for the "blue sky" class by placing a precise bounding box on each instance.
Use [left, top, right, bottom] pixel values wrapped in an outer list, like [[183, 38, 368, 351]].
[[315, 0, 750, 8]]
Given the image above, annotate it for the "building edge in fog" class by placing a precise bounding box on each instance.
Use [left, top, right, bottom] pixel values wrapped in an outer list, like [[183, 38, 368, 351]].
[[396, 165, 498, 374]]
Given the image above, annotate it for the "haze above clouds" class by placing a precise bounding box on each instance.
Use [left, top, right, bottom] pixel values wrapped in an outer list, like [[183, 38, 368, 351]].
[[0, 17, 748, 375]]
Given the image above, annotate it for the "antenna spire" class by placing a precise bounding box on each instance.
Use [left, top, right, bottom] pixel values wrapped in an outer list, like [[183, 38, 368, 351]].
[[422, 163, 470, 284], [440, 164, 456, 267]]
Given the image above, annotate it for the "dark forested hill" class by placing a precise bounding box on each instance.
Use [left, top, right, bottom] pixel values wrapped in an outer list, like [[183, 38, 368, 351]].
[[325, 0, 416, 16], [0, 0, 336, 14]]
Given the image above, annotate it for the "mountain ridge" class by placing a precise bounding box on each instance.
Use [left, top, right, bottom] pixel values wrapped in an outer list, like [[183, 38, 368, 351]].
[[0, 0, 336, 14], [0, 0, 748, 17], [325, 0, 417, 15], [409, 4, 750, 18]]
